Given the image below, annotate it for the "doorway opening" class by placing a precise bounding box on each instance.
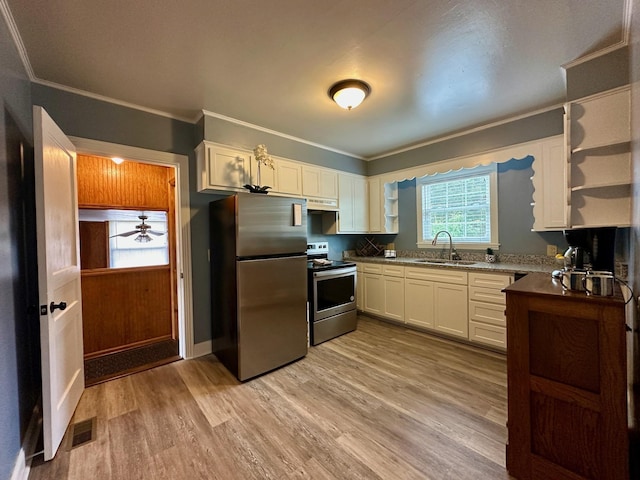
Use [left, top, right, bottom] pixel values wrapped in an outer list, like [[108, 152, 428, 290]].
[[74, 146, 192, 385], [70, 137, 194, 368]]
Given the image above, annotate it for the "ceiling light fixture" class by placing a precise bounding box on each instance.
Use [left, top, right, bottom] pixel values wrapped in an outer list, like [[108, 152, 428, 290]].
[[329, 79, 371, 110], [111, 157, 124, 165]]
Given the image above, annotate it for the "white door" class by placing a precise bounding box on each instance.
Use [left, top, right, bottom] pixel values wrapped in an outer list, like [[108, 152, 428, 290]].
[[33, 106, 84, 460]]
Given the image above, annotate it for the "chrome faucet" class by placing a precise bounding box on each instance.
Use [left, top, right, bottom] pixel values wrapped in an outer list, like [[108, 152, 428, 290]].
[[431, 230, 460, 261]]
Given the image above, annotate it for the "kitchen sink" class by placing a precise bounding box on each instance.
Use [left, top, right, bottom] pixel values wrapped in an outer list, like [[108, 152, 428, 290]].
[[413, 258, 478, 266]]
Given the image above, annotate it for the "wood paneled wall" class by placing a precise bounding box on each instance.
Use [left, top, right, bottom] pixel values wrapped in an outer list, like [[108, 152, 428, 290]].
[[77, 154, 171, 210], [79, 221, 109, 269], [81, 266, 173, 357], [77, 154, 178, 357]]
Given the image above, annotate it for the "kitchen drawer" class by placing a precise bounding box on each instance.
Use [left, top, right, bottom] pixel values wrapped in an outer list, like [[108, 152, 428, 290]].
[[405, 267, 467, 285], [468, 272, 513, 289], [383, 265, 404, 277], [469, 300, 506, 327], [362, 263, 383, 274], [468, 286, 506, 305], [469, 320, 506, 350]]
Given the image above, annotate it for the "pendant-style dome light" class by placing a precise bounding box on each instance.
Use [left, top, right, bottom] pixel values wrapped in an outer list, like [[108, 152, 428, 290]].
[[329, 79, 371, 110]]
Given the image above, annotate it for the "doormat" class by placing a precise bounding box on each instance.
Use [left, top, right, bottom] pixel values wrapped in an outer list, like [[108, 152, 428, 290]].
[[69, 417, 97, 449], [84, 339, 180, 386]]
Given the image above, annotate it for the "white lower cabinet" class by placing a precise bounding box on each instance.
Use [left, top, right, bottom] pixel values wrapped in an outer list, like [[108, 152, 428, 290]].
[[382, 265, 404, 321], [404, 278, 434, 329], [362, 264, 384, 315], [404, 267, 468, 338], [467, 272, 513, 350], [360, 263, 513, 350], [433, 283, 468, 338]]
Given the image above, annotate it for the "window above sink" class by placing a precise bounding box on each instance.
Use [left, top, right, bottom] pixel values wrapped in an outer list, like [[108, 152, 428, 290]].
[[416, 164, 499, 250]]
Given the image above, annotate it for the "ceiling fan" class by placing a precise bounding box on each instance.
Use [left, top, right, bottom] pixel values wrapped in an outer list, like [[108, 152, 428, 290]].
[[110, 213, 166, 243]]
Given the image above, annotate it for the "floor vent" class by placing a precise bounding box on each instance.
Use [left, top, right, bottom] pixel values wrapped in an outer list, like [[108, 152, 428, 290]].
[[70, 417, 97, 449]]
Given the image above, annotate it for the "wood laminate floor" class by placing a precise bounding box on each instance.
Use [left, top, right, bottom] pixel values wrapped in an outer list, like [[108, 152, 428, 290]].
[[29, 316, 513, 480]]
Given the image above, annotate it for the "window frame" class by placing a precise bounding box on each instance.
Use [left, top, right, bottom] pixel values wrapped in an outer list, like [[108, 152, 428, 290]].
[[416, 164, 499, 250]]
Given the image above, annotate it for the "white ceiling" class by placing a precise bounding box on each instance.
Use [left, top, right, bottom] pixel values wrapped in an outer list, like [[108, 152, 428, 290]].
[[5, 0, 629, 159]]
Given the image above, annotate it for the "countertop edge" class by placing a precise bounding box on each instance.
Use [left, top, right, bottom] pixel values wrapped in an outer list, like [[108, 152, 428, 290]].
[[346, 256, 556, 275]]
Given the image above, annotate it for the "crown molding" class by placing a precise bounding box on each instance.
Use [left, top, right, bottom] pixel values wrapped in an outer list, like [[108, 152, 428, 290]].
[[201, 109, 365, 160], [367, 102, 565, 161], [562, 0, 631, 70], [33, 79, 194, 123], [0, 0, 35, 79]]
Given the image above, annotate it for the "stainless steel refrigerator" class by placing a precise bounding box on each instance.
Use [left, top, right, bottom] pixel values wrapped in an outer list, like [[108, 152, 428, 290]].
[[209, 194, 308, 381]]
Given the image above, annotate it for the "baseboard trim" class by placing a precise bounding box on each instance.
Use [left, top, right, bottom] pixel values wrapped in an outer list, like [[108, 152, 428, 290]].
[[11, 404, 41, 480], [191, 340, 212, 358]]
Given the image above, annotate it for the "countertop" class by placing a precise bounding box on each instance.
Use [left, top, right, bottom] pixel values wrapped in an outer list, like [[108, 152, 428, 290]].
[[504, 271, 626, 303], [346, 255, 556, 275]]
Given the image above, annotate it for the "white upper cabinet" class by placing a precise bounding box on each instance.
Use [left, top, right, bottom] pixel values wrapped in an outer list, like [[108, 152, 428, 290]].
[[531, 135, 568, 231], [302, 166, 338, 199], [196, 142, 251, 192], [275, 158, 302, 195], [532, 86, 631, 230], [322, 173, 368, 233], [368, 178, 381, 232]]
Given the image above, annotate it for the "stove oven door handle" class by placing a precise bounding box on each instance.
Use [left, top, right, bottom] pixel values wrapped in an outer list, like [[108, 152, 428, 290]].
[[313, 266, 357, 279]]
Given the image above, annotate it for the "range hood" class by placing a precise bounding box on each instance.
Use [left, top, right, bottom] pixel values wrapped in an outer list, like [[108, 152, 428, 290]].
[[307, 197, 339, 212]]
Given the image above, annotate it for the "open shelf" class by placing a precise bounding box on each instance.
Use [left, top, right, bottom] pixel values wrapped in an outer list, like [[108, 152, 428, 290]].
[[571, 181, 630, 192], [571, 140, 630, 155], [570, 184, 631, 227]]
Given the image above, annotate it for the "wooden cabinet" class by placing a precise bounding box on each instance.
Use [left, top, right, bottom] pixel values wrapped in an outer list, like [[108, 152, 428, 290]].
[[467, 272, 512, 350], [404, 267, 468, 338], [196, 142, 251, 192], [504, 273, 628, 480], [302, 166, 338, 199], [382, 265, 404, 321]]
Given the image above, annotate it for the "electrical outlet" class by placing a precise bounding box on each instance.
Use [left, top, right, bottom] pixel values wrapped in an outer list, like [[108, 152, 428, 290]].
[[546, 244, 557, 256]]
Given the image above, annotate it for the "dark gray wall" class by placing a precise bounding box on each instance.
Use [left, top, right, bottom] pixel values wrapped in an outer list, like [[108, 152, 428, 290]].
[[31, 85, 195, 154], [392, 158, 567, 255], [203, 114, 366, 174], [30, 85, 226, 342], [367, 108, 564, 176], [566, 46, 629, 101], [0, 16, 40, 480], [306, 213, 395, 259]]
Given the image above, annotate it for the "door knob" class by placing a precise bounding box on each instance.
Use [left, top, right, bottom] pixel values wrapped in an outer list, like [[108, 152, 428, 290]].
[[50, 301, 67, 313]]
